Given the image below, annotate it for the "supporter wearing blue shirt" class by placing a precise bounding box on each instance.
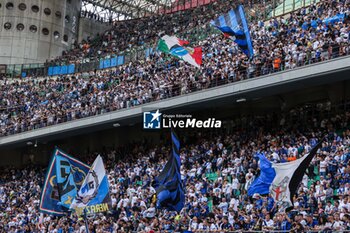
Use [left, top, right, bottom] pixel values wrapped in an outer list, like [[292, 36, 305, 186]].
[[255, 196, 263, 210], [277, 213, 292, 232], [220, 218, 232, 231], [267, 196, 275, 212], [306, 214, 318, 229]]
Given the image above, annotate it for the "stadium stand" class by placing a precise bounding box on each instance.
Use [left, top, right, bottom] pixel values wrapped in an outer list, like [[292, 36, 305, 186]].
[[1, 0, 350, 232], [1, 101, 350, 231], [49, 0, 240, 64], [0, 0, 349, 137]]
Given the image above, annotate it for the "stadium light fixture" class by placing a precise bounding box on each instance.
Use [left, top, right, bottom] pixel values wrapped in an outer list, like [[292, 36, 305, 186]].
[[236, 98, 247, 103], [113, 123, 120, 127]]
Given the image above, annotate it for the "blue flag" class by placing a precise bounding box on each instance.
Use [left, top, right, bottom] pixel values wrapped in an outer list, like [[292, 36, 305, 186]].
[[154, 131, 185, 212], [70, 155, 112, 216], [248, 153, 276, 196], [211, 5, 254, 58], [39, 148, 90, 216], [323, 13, 345, 25]]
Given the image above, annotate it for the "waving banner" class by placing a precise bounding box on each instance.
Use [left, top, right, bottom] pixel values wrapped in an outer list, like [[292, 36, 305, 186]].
[[40, 148, 90, 216]]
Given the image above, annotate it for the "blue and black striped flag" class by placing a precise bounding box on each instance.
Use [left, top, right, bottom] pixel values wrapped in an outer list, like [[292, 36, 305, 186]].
[[211, 5, 254, 59], [153, 131, 185, 212]]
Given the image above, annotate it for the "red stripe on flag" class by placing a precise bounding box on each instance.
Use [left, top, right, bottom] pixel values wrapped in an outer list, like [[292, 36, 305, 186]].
[[191, 47, 202, 66], [178, 39, 189, 46]]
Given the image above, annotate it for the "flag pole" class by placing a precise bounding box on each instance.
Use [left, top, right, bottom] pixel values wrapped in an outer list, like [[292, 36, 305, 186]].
[[83, 208, 89, 233]]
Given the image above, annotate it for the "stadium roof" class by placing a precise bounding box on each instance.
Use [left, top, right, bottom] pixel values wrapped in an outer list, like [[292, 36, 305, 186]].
[[81, 0, 178, 20]]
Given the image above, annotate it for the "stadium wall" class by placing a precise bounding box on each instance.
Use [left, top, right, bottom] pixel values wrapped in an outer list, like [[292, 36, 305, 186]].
[[78, 17, 110, 43], [0, 0, 81, 64]]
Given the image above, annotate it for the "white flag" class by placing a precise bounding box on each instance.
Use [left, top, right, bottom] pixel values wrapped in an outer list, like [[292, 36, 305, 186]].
[[270, 138, 324, 211], [70, 155, 111, 216]]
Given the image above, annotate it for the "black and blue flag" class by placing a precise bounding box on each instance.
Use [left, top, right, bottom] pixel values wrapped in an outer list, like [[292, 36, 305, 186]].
[[39, 148, 90, 216], [211, 5, 254, 58], [153, 131, 185, 212]]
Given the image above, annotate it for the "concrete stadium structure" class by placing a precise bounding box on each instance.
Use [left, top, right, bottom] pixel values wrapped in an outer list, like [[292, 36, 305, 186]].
[[0, 0, 214, 66], [0, 0, 81, 64]]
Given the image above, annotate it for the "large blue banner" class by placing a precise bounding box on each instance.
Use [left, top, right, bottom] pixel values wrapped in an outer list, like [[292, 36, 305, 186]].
[[68, 64, 75, 74], [323, 13, 345, 25], [39, 148, 90, 216], [53, 66, 60, 76], [117, 56, 124, 66], [48, 67, 53, 76], [100, 56, 124, 69], [99, 60, 104, 69], [61, 66, 68, 75], [48, 65, 75, 76], [104, 59, 111, 69], [248, 153, 276, 196], [111, 57, 117, 67]]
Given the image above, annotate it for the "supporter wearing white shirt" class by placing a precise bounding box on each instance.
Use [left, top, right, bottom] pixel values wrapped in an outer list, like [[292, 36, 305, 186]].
[[79, 225, 87, 233], [325, 202, 334, 214], [213, 186, 222, 194], [262, 214, 274, 228], [288, 145, 298, 156], [333, 214, 344, 230], [196, 166, 203, 177], [143, 204, 156, 218], [217, 157, 223, 169], [117, 196, 130, 208], [134, 166, 141, 176], [188, 217, 199, 231], [231, 174, 239, 192], [205, 161, 212, 173], [319, 157, 327, 176], [111, 194, 117, 207], [210, 222, 219, 231], [228, 211, 235, 225], [229, 197, 239, 211], [218, 198, 229, 213], [302, 174, 308, 187], [199, 193, 208, 203], [189, 167, 196, 178], [315, 185, 327, 202], [195, 182, 202, 192], [224, 182, 232, 199], [339, 198, 350, 212]]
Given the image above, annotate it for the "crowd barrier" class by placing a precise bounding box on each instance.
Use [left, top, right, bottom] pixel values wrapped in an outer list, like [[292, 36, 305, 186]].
[[99, 56, 125, 69], [47, 64, 76, 76]]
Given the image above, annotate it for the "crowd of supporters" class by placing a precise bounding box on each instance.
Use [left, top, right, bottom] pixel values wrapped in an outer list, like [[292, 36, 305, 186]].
[[0, 0, 349, 137], [53, 0, 249, 64], [1, 101, 350, 232]]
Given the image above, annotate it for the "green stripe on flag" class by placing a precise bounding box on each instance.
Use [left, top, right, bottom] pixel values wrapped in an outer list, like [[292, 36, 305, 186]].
[[157, 39, 170, 53]]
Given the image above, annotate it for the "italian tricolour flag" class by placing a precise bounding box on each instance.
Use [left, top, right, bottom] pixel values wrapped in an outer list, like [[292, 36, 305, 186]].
[[157, 35, 202, 68]]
